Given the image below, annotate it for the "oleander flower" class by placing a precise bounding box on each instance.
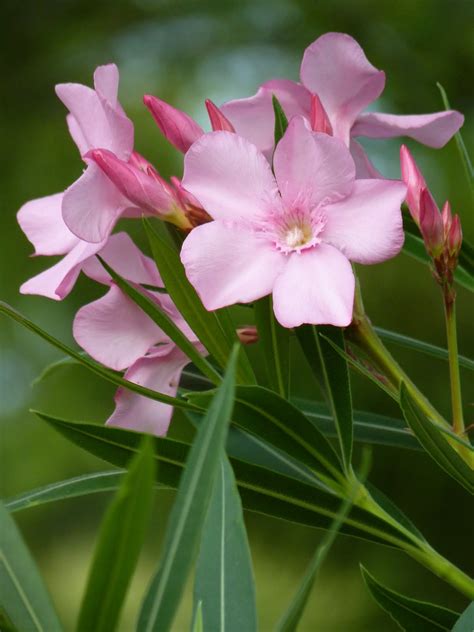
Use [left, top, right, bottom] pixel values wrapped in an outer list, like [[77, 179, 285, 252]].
[[180, 118, 407, 328]]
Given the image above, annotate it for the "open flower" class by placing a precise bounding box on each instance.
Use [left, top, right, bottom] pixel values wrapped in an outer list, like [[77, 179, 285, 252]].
[[180, 118, 406, 328]]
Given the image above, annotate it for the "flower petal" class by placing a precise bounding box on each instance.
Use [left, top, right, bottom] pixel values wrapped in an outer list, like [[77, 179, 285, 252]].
[[349, 140, 383, 179], [352, 110, 464, 148], [62, 162, 134, 243], [143, 95, 204, 153], [300, 33, 385, 142], [73, 285, 166, 370], [106, 346, 190, 436], [322, 179, 406, 264], [272, 244, 355, 327], [17, 192, 79, 256], [181, 221, 285, 310], [182, 131, 279, 221], [273, 117, 355, 209]]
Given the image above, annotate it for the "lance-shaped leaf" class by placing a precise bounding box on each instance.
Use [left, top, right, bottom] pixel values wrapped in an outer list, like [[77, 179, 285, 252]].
[[0, 500, 62, 631], [144, 218, 255, 385], [452, 602, 474, 632], [0, 301, 198, 412], [254, 295, 290, 397], [194, 459, 257, 632], [76, 438, 155, 632], [361, 565, 460, 631], [137, 345, 239, 632], [399, 383, 474, 494], [272, 94, 289, 146]]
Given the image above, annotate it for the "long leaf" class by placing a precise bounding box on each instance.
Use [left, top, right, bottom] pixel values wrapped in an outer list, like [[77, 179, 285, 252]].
[[76, 438, 155, 632], [98, 256, 221, 385], [361, 565, 460, 631], [452, 602, 474, 632], [272, 94, 289, 146], [194, 459, 257, 632], [254, 295, 290, 397], [399, 383, 474, 494], [143, 218, 255, 384], [0, 500, 62, 631], [0, 301, 198, 411], [137, 345, 239, 632]]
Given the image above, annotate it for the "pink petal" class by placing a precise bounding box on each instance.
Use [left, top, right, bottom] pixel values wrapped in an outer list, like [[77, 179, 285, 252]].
[[322, 179, 406, 264], [106, 345, 190, 436], [273, 244, 355, 327], [181, 220, 285, 310], [73, 285, 166, 370], [352, 110, 464, 148], [300, 33, 385, 143], [20, 240, 103, 300], [62, 162, 134, 243], [220, 80, 311, 159], [93, 64, 120, 107], [273, 117, 355, 209], [182, 131, 279, 221], [17, 192, 79, 256], [349, 140, 382, 179], [82, 232, 162, 287], [143, 95, 204, 153]]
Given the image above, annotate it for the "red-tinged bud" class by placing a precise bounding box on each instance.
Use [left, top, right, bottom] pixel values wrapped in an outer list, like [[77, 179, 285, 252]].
[[205, 99, 236, 132], [441, 200, 452, 234], [400, 145, 435, 226], [310, 94, 333, 135], [237, 326, 259, 345], [419, 187, 444, 257], [447, 214, 462, 257], [143, 94, 204, 153]]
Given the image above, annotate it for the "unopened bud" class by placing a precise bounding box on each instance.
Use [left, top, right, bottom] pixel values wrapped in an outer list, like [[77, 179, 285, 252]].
[[419, 187, 444, 258], [441, 200, 452, 234], [400, 145, 432, 226], [237, 326, 259, 345], [205, 99, 236, 132], [447, 214, 462, 257], [310, 94, 333, 135]]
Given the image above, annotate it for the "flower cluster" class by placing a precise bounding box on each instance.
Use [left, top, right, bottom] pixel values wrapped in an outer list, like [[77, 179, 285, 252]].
[[18, 33, 463, 435]]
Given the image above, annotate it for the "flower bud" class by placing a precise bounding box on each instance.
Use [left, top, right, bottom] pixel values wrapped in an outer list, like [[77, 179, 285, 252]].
[[419, 187, 444, 258], [441, 200, 452, 234], [447, 214, 462, 257], [400, 145, 432, 225], [310, 94, 333, 135], [143, 95, 203, 153], [237, 326, 259, 345], [205, 99, 236, 132]]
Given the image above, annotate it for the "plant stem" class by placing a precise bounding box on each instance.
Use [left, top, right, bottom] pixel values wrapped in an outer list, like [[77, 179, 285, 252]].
[[443, 300, 465, 436]]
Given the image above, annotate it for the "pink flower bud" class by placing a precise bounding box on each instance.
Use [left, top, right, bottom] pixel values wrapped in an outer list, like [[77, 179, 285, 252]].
[[441, 200, 453, 234], [237, 326, 259, 345], [310, 94, 333, 135], [400, 145, 435, 225], [419, 187, 444, 257], [143, 95, 204, 153], [447, 214, 462, 257], [205, 99, 236, 132]]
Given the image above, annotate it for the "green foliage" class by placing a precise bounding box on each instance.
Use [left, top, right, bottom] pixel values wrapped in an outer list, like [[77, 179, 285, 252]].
[[452, 602, 474, 632], [254, 295, 290, 397], [272, 94, 289, 146]]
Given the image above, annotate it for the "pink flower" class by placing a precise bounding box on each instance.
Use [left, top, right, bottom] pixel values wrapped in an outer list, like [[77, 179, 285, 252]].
[[73, 241, 204, 436], [220, 33, 463, 171], [180, 119, 406, 328]]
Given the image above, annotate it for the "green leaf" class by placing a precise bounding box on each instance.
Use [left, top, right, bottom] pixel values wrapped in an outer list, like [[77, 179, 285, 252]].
[[254, 295, 290, 396], [191, 601, 203, 632], [143, 218, 255, 385], [187, 385, 344, 486], [0, 301, 198, 412], [375, 327, 474, 372], [76, 438, 155, 632], [361, 565, 460, 631], [399, 383, 474, 494], [437, 82, 474, 195], [98, 256, 222, 385], [0, 500, 62, 631], [137, 345, 239, 632], [272, 94, 289, 146], [452, 602, 474, 632], [194, 459, 257, 632]]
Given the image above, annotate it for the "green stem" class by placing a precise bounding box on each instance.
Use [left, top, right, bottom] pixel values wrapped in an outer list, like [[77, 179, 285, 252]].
[[443, 300, 465, 436]]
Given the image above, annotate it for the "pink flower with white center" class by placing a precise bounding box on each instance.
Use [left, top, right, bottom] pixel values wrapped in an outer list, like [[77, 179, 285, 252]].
[[220, 33, 464, 174], [73, 242, 205, 436], [180, 118, 407, 328]]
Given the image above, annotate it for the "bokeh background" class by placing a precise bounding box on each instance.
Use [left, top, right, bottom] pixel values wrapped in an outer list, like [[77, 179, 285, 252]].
[[1, 0, 473, 630]]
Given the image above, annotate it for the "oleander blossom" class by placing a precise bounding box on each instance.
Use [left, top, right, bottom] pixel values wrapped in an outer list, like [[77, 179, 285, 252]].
[[180, 118, 407, 328]]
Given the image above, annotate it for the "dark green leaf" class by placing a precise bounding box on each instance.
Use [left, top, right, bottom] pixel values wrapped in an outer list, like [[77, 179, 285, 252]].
[[76, 438, 155, 632], [143, 218, 255, 384], [98, 256, 222, 385], [194, 459, 257, 632], [399, 383, 474, 494], [254, 295, 290, 396], [452, 602, 474, 632], [0, 500, 62, 631], [0, 301, 198, 411], [361, 565, 460, 631], [137, 345, 239, 632], [272, 94, 289, 146]]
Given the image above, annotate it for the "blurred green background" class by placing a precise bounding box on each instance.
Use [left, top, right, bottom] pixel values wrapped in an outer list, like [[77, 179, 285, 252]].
[[1, 0, 473, 630]]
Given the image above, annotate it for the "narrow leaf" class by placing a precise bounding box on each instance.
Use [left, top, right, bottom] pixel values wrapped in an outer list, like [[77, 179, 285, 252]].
[[191, 601, 203, 632], [254, 295, 290, 396], [137, 346, 239, 632], [77, 438, 155, 632], [399, 383, 474, 494], [272, 94, 289, 146], [194, 459, 257, 632], [98, 256, 221, 385], [361, 564, 460, 631], [452, 602, 474, 632], [0, 500, 62, 631], [0, 301, 198, 411]]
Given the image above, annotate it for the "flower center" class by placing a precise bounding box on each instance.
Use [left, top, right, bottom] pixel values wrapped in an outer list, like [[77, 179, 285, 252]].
[[284, 223, 313, 248], [272, 208, 326, 254]]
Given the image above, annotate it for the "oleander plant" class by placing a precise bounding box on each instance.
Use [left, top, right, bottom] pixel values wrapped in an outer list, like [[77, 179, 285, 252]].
[[1, 32, 473, 632]]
